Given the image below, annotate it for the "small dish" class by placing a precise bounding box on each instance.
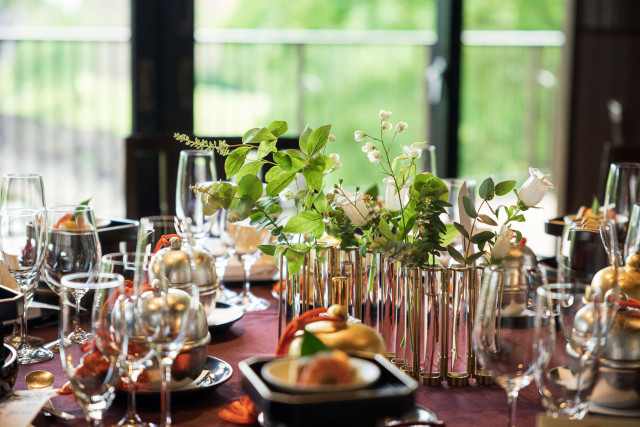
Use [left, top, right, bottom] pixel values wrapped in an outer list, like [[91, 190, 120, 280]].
[[95, 217, 112, 228], [261, 355, 380, 394], [589, 402, 640, 418], [208, 302, 244, 333]]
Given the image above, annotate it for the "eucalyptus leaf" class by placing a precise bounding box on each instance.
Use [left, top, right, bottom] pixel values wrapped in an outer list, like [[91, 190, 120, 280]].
[[470, 230, 495, 244], [495, 180, 517, 196], [447, 245, 466, 264], [477, 214, 498, 226], [453, 222, 470, 239], [463, 196, 477, 218], [479, 178, 495, 200]]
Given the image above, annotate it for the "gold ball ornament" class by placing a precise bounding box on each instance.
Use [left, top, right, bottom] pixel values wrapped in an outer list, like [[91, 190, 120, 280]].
[[591, 254, 640, 301]]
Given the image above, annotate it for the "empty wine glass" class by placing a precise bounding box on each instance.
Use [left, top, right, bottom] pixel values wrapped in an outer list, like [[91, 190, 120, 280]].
[[0, 173, 46, 351], [43, 205, 102, 343], [603, 162, 640, 259], [221, 210, 272, 311], [101, 252, 155, 427], [623, 203, 640, 261], [176, 150, 217, 241], [0, 208, 52, 364], [473, 264, 548, 427], [59, 272, 126, 427], [134, 217, 199, 427]]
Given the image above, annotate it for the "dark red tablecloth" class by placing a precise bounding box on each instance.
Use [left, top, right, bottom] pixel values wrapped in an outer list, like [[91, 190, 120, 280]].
[[14, 287, 545, 426]]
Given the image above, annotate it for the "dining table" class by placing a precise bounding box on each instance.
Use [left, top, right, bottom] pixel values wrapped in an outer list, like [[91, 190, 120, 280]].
[[13, 285, 550, 427]]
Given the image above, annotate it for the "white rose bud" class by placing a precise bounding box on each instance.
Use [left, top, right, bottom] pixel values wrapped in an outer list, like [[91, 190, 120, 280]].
[[383, 176, 410, 211], [381, 121, 392, 131], [518, 167, 554, 208], [379, 110, 392, 121], [335, 190, 369, 226], [328, 134, 336, 142], [361, 142, 376, 153], [355, 130, 366, 141], [491, 225, 512, 260], [278, 188, 295, 202], [396, 121, 408, 133], [368, 149, 382, 165]]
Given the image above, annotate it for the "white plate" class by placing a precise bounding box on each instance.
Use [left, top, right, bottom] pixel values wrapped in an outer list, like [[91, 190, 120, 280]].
[[589, 402, 640, 417], [207, 302, 244, 333], [96, 217, 112, 228], [261, 355, 380, 394]]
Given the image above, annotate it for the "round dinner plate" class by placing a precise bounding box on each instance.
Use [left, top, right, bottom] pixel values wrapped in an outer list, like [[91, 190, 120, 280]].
[[261, 356, 380, 394], [208, 302, 244, 333]]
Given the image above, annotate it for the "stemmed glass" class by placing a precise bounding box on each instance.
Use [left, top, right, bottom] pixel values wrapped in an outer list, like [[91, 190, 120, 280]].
[[101, 252, 155, 427], [473, 264, 549, 427], [134, 216, 199, 427], [603, 162, 640, 259], [176, 149, 217, 241], [59, 272, 126, 427], [43, 205, 102, 342], [0, 173, 47, 353], [220, 210, 272, 311]]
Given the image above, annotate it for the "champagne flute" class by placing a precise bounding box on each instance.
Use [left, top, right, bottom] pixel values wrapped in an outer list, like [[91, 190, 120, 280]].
[[0, 208, 52, 363], [221, 210, 272, 311], [101, 252, 155, 427], [176, 149, 217, 241], [43, 205, 102, 343], [134, 216, 199, 427], [59, 272, 126, 427], [0, 173, 46, 350], [473, 264, 547, 427], [603, 162, 640, 259]]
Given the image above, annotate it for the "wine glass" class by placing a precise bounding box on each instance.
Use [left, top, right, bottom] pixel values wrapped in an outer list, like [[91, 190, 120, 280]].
[[473, 264, 548, 427], [43, 205, 102, 343], [0, 208, 52, 363], [134, 216, 199, 427], [101, 252, 155, 427], [59, 272, 126, 427], [221, 210, 272, 311], [176, 149, 217, 241], [0, 173, 46, 351], [623, 202, 640, 261], [534, 283, 604, 419], [603, 162, 640, 259]]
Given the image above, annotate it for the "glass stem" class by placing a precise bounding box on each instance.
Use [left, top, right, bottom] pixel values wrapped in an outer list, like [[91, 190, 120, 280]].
[[124, 365, 138, 420], [160, 356, 174, 427], [243, 256, 252, 295], [507, 390, 518, 427], [18, 293, 28, 349]]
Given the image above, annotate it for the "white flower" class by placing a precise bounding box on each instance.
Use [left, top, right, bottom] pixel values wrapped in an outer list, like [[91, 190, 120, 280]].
[[518, 167, 554, 208], [491, 225, 512, 260], [383, 177, 410, 211], [367, 149, 382, 164], [335, 190, 369, 226], [355, 130, 366, 141], [328, 134, 336, 142], [278, 188, 295, 202], [381, 121, 392, 131], [403, 145, 422, 160], [379, 110, 392, 121], [396, 121, 408, 133], [361, 142, 376, 153], [329, 153, 342, 170]]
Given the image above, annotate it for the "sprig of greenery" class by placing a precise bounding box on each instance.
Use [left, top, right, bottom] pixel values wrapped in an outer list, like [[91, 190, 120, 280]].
[[173, 133, 231, 156]]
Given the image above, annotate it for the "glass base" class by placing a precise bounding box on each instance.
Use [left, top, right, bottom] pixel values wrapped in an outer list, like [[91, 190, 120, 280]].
[[117, 415, 154, 427], [17, 343, 54, 364], [44, 339, 60, 353], [216, 284, 238, 304], [228, 290, 270, 312]]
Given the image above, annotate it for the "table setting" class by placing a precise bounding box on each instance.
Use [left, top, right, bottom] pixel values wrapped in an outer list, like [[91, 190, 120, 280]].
[[1, 110, 639, 427]]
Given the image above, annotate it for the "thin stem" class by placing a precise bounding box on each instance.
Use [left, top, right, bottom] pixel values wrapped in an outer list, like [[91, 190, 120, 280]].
[[160, 356, 174, 427], [18, 293, 28, 350], [507, 390, 519, 427]]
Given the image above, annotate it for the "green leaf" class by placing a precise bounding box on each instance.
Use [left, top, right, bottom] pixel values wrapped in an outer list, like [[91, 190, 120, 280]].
[[312, 220, 325, 239], [313, 191, 328, 212], [243, 127, 276, 146], [364, 183, 378, 199], [273, 152, 293, 171], [274, 245, 288, 263], [299, 330, 331, 356], [479, 178, 495, 200], [257, 139, 278, 159], [441, 224, 459, 246], [257, 244, 277, 256], [71, 198, 92, 220], [242, 127, 259, 142], [378, 218, 394, 240], [514, 229, 523, 243], [265, 171, 296, 196], [495, 180, 517, 196], [302, 164, 323, 191], [470, 230, 495, 244], [224, 146, 251, 178], [231, 195, 254, 220], [237, 174, 263, 202], [299, 125, 312, 155], [462, 195, 477, 218], [306, 124, 332, 156], [591, 196, 600, 215], [265, 165, 283, 182], [317, 154, 334, 172], [267, 120, 288, 138], [477, 214, 498, 226], [234, 160, 264, 182], [285, 248, 306, 276], [283, 211, 324, 234], [466, 252, 486, 264], [447, 245, 466, 264], [286, 150, 307, 170], [453, 222, 469, 239]]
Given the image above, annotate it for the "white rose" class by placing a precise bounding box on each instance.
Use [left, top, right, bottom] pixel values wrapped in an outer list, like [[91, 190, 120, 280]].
[[518, 167, 554, 208], [396, 121, 408, 133], [383, 176, 410, 211], [329, 153, 342, 170], [379, 110, 392, 121], [278, 188, 295, 202], [381, 121, 392, 131], [361, 142, 376, 153], [355, 130, 366, 141], [368, 149, 382, 164], [334, 190, 369, 226], [491, 225, 512, 260]]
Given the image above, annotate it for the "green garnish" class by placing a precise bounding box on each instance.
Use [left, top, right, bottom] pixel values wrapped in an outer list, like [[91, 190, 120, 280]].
[[299, 330, 331, 357], [71, 198, 92, 221]]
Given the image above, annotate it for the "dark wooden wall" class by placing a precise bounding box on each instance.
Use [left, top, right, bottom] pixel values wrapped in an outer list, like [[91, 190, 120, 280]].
[[566, 0, 640, 211]]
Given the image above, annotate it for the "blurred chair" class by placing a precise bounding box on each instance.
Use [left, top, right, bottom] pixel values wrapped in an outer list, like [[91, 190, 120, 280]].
[[125, 133, 298, 219]]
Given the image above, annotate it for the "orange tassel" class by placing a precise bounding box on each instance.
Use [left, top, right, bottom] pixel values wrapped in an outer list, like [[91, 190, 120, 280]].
[[153, 234, 180, 253], [621, 297, 640, 311], [217, 395, 258, 425]]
